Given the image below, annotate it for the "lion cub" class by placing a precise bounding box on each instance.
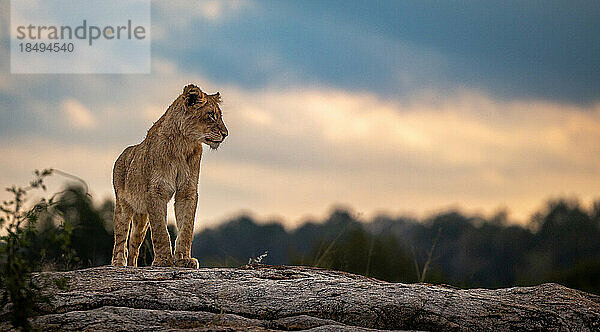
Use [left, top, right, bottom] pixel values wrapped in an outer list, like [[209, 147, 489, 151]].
[[111, 84, 228, 268]]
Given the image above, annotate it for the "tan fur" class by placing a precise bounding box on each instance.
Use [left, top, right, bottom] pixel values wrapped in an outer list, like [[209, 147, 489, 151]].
[[111, 84, 228, 268]]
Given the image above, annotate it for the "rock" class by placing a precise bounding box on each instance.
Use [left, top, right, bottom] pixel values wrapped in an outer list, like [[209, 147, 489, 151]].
[[1, 264, 599, 331]]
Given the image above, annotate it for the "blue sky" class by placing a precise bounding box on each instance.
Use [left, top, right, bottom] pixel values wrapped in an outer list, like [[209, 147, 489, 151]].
[[1, 1, 600, 229]]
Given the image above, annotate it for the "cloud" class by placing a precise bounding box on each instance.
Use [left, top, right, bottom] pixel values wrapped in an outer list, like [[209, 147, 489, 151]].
[[275, 2, 600, 103], [2, 69, 600, 229], [152, 0, 252, 39], [227, 88, 600, 170], [195, 0, 247, 21], [214, 87, 600, 225], [152, 58, 178, 74], [61, 99, 97, 129], [147, 1, 600, 104]]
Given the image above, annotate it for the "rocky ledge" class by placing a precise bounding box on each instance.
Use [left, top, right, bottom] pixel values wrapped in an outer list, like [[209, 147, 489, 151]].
[[1, 265, 599, 331]]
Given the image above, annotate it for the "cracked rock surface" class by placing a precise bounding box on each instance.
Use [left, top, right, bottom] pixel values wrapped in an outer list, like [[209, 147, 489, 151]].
[[1, 264, 599, 331]]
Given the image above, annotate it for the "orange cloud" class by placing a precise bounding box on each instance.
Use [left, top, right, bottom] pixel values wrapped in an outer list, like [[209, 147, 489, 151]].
[[62, 99, 97, 130]]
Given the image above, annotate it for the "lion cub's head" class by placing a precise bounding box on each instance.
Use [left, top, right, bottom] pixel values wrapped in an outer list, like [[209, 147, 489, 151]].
[[180, 84, 228, 149]]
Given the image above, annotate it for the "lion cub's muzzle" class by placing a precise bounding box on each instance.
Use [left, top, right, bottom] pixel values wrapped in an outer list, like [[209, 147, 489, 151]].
[[205, 128, 228, 149], [206, 129, 228, 143]]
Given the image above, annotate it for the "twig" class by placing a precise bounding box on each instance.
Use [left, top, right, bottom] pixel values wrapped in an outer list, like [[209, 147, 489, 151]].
[[420, 227, 442, 283], [314, 226, 346, 267]]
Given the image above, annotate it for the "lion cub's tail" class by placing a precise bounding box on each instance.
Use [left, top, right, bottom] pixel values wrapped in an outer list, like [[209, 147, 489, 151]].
[[112, 145, 136, 195]]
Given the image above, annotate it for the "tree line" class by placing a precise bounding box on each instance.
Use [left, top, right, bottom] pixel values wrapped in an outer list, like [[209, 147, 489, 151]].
[[2, 181, 599, 297]]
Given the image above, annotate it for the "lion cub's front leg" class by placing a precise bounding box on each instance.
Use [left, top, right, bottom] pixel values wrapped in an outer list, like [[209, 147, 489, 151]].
[[147, 198, 175, 267], [173, 188, 199, 268]]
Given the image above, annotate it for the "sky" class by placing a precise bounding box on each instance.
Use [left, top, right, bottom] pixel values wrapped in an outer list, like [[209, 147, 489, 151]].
[[1, 1, 600, 230]]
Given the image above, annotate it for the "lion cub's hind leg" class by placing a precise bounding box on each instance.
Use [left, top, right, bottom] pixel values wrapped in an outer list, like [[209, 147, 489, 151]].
[[127, 213, 150, 267], [111, 200, 133, 267]]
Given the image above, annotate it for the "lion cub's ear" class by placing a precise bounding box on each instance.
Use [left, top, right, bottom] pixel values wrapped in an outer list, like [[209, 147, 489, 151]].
[[211, 92, 222, 103], [183, 84, 207, 109]]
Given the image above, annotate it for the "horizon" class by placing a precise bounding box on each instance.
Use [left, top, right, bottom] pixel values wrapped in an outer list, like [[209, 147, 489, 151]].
[[7, 176, 598, 233]]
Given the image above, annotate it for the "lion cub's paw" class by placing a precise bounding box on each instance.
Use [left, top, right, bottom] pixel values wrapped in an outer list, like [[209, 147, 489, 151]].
[[111, 259, 127, 267], [175, 257, 199, 269], [111, 253, 127, 267], [151, 257, 175, 267]]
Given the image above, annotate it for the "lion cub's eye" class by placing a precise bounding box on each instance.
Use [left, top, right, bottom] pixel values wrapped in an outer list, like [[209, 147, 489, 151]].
[[207, 111, 217, 121]]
